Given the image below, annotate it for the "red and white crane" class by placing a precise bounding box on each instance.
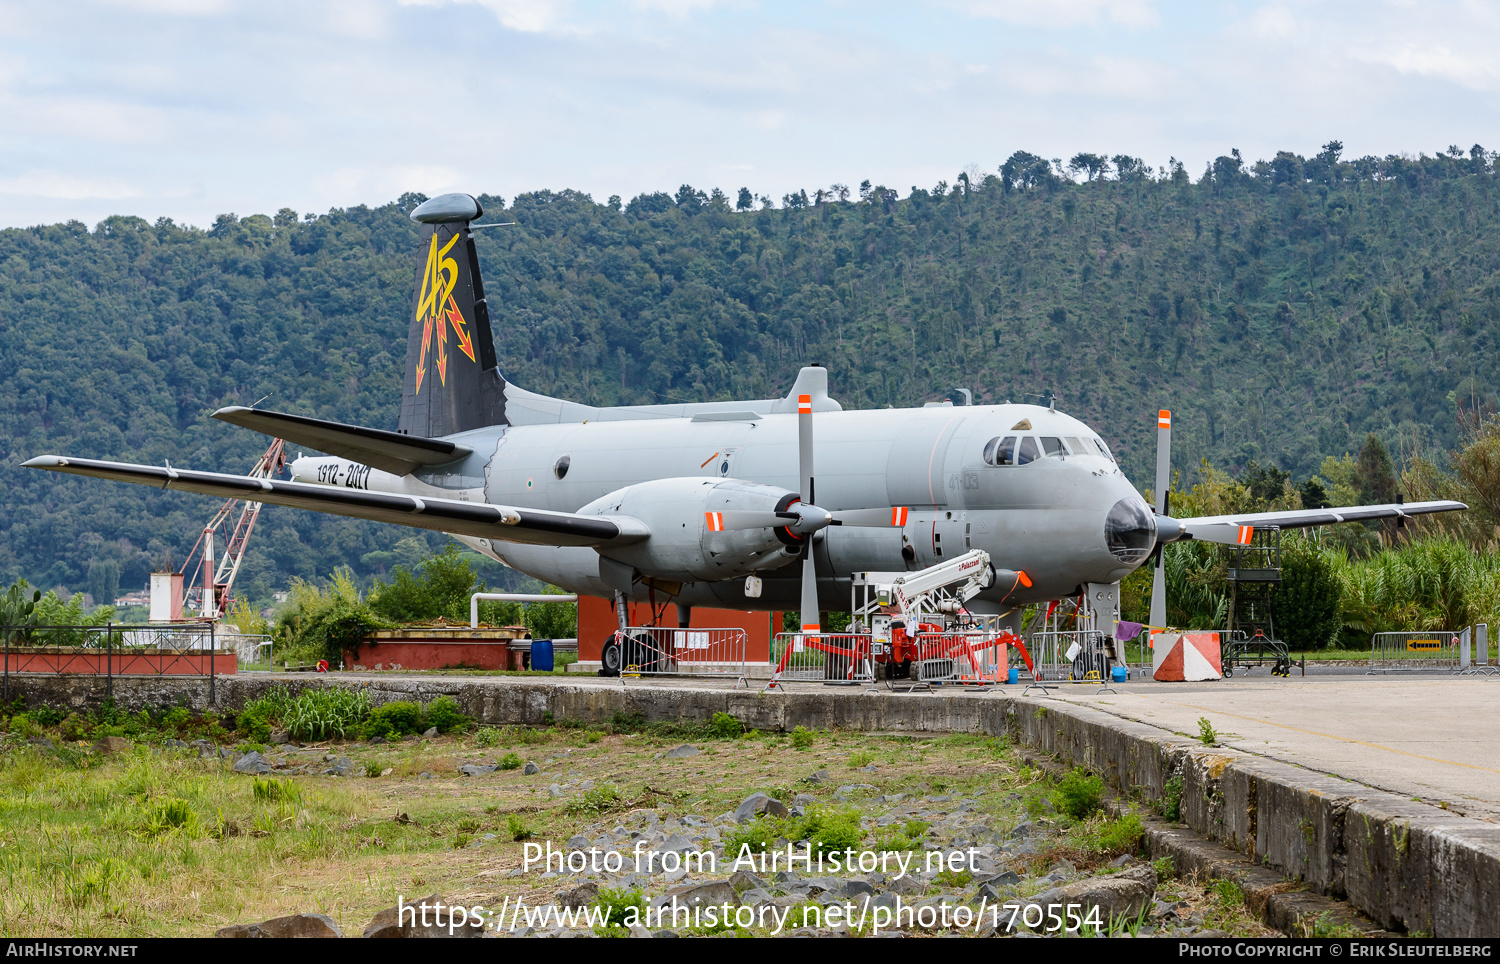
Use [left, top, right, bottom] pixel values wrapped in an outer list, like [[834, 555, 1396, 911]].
[[179, 438, 286, 619]]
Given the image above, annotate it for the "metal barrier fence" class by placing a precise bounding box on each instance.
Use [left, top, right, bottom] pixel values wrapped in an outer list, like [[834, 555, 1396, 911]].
[[1369, 631, 1463, 674], [1025, 629, 1116, 694], [613, 626, 749, 686], [2, 623, 227, 701], [913, 631, 1013, 686], [1222, 629, 1292, 677], [766, 633, 876, 689], [1461, 624, 1498, 677]]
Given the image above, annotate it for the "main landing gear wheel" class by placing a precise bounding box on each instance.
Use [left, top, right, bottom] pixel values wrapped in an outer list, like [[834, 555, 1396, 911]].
[[600, 637, 622, 677]]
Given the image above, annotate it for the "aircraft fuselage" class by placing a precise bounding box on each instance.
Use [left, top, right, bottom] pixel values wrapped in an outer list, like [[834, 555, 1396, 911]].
[[291, 401, 1147, 613]]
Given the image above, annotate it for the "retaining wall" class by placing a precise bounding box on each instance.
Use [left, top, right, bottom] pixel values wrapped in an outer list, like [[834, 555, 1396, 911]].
[[6, 673, 1497, 936]]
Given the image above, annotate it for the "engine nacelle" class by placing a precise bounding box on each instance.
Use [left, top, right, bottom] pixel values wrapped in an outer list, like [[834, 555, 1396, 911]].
[[578, 477, 803, 582]]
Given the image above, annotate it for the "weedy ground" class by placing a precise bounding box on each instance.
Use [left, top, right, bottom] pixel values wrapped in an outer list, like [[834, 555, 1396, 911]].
[[0, 715, 1277, 938]]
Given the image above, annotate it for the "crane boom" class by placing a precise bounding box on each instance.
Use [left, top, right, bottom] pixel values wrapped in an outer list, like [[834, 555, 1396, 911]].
[[180, 438, 286, 618]]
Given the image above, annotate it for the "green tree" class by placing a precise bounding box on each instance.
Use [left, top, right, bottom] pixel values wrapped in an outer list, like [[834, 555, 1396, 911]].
[[1067, 153, 1109, 181], [88, 558, 120, 608], [370, 543, 481, 624], [1355, 434, 1399, 505], [1275, 541, 1342, 649]]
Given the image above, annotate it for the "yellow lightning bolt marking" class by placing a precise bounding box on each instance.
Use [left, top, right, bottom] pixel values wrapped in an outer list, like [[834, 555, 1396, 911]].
[[414, 230, 474, 393]]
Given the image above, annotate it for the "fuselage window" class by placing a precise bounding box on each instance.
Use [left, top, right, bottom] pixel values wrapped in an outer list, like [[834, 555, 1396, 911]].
[[1016, 436, 1040, 465], [1040, 436, 1066, 458], [983, 435, 1017, 466], [554, 455, 571, 480]]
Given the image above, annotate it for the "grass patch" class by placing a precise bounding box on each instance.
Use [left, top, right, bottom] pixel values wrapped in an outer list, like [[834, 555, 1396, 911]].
[[592, 887, 645, 936], [723, 806, 862, 859], [1159, 776, 1184, 822], [708, 713, 744, 739], [1051, 769, 1104, 821], [564, 785, 624, 818], [0, 705, 1284, 939], [1070, 812, 1144, 856]]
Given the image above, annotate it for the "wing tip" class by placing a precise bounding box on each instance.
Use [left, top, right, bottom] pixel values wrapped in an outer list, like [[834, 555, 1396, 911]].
[[21, 456, 64, 469]]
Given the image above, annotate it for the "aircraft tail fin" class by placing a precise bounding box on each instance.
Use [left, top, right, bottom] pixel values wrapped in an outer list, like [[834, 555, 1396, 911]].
[[398, 193, 508, 437]]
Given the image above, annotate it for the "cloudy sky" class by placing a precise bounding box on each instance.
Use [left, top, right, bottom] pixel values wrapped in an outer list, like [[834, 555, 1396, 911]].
[[2, 0, 1498, 228]]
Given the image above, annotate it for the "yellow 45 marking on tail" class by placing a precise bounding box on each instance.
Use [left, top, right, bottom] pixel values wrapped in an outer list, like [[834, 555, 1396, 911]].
[[414, 230, 478, 394]]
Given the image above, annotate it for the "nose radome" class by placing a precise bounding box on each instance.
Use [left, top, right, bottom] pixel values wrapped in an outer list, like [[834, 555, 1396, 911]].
[[1104, 497, 1156, 566]]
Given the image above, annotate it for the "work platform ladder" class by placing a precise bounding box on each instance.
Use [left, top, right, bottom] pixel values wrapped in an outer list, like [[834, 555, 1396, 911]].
[[1223, 527, 1291, 677]]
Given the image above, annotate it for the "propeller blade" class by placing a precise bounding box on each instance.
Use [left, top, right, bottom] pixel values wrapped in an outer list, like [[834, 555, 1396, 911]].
[[1183, 522, 1255, 546], [1154, 409, 1171, 517], [798, 391, 814, 506], [1149, 408, 1171, 632], [1149, 543, 1166, 631], [715, 510, 796, 530], [830, 506, 910, 527], [797, 390, 823, 632], [797, 388, 821, 633], [1152, 516, 1253, 546], [800, 545, 820, 633]]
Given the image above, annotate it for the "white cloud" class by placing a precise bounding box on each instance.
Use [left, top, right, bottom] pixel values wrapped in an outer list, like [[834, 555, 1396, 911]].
[[946, 0, 1159, 29], [630, 0, 735, 15], [5, 1, 1500, 229], [1365, 43, 1500, 90], [315, 165, 467, 202], [94, 0, 234, 14], [325, 0, 392, 40], [0, 170, 142, 200], [398, 0, 568, 32]]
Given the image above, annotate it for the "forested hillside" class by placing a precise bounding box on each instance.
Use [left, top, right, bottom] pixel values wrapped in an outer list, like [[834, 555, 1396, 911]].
[[4, 143, 1499, 604]]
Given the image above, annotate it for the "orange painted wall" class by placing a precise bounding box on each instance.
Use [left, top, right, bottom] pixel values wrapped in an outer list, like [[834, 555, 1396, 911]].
[[3, 651, 237, 675], [577, 595, 780, 664], [343, 640, 516, 671]]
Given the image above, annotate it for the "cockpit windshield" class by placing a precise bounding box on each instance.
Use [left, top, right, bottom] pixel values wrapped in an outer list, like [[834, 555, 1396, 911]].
[[983, 431, 1115, 466]]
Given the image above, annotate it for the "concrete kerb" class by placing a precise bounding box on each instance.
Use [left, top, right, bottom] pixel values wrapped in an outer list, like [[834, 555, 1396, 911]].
[[6, 673, 1499, 936]]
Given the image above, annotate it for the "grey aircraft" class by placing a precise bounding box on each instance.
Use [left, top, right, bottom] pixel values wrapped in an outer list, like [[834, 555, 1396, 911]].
[[24, 193, 1467, 660]]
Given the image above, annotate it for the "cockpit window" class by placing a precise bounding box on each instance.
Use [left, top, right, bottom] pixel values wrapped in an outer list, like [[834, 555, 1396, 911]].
[[983, 436, 1017, 466], [1016, 436, 1040, 465], [1065, 436, 1085, 455], [1040, 437, 1065, 458]]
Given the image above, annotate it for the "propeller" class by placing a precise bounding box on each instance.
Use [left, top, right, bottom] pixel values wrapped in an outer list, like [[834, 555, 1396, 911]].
[[712, 388, 909, 633], [1147, 408, 1254, 631], [798, 392, 820, 632], [1149, 410, 1170, 632]]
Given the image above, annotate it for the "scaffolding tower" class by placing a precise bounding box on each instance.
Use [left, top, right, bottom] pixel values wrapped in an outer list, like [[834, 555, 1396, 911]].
[[1223, 526, 1291, 677]]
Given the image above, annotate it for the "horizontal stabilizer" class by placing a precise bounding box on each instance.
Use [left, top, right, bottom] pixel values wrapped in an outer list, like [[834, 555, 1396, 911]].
[[212, 407, 471, 476], [23, 456, 647, 549]]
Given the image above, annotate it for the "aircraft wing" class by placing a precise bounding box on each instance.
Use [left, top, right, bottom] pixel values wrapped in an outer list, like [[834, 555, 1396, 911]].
[[1181, 500, 1467, 530], [22, 456, 648, 549]]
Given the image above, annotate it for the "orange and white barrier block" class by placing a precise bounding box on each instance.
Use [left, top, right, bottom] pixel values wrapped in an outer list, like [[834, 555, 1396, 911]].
[[1152, 632, 1222, 681]]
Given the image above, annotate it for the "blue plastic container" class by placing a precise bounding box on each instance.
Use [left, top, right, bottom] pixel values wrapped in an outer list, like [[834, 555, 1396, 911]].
[[531, 639, 554, 672], [1111, 666, 1128, 682], [1007, 668, 1019, 684]]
